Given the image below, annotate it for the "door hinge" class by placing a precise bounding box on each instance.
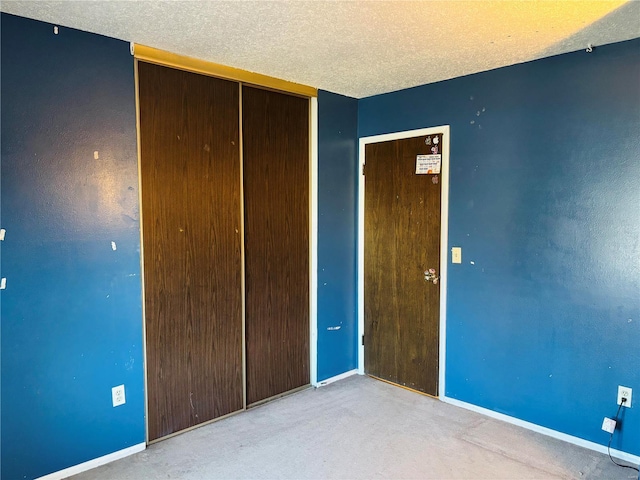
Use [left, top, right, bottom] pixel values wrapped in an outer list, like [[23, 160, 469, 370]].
[[361, 335, 364, 346], [362, 163, 365, 176]]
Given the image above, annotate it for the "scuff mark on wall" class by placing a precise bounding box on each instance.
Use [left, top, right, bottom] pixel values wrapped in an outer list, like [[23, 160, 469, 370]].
[[190, 392, 198, 419], [125, 356, 135, 371], [121, 213, 137, 224]]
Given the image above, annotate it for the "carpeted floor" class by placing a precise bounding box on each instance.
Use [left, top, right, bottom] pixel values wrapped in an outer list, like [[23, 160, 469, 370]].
[[71, 375, 638, 480]]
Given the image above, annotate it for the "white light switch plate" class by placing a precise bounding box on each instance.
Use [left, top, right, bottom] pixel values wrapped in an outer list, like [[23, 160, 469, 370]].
[[451, 247, 462, 264]]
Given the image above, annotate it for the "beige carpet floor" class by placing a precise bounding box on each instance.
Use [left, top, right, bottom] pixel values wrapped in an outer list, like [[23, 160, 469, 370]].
[[70, 375, 638, 480]]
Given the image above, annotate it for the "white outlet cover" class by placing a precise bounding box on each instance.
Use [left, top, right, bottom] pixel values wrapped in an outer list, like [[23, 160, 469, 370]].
[[617, 385, 632, 407], [602, 417, 616, 433], [112, 384, 126, 407]]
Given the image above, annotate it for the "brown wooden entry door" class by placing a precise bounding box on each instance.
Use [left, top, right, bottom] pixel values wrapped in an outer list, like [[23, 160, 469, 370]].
[[242, 87, 310, 405], [364, 133, 443, 396], [138, 62, 244, 441]]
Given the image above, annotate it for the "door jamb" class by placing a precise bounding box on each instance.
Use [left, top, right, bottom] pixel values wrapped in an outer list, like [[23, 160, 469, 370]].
[[309, 97, 318, 386], [133, 58, 150, 443], [357, 126, 450, 399]]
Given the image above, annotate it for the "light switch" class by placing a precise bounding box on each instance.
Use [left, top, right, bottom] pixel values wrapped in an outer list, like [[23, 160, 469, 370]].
[[451, 247, 462, 264]]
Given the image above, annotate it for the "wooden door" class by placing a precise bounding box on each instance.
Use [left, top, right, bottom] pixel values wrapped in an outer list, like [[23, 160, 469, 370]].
[[242, 86, 310, 405], [364, 134, 443, 396], [138, 62, 244, 441]]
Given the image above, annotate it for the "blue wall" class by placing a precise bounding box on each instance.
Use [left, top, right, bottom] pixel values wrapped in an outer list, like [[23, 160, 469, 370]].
[[317, 91, 359, 381], [1, 14, 144, 479], [359, 39, 640, 456], [1, 10, 638, 477]]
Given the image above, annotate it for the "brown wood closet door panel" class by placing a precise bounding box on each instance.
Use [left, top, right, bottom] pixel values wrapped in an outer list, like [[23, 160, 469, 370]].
[[364, 135, 442, 396], [242, 87, 310, 405], [138, 62, 244, 441]]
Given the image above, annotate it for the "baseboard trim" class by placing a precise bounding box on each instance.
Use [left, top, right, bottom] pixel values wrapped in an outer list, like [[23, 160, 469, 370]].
[[442, 396, 640, 466], [316, 369, 358, 387], [35, 442, 146, 480]]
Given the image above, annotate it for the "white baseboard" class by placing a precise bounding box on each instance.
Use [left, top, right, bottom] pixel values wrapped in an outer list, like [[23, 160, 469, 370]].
[[36, 442, 146, 480], [316, 369, 358, 387], [442, 396, 640, 466]]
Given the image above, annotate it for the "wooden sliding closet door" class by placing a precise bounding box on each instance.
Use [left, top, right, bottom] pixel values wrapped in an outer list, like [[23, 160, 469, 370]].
[[138, 62, 243, 441], [242, 87, 310, 405]]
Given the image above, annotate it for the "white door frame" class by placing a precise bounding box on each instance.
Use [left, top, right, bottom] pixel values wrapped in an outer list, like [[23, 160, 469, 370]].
[[309, 97, 318, 386], [357, 126, 450, 398]]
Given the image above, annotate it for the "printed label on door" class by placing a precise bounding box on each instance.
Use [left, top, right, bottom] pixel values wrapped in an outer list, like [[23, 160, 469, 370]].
[[416, 154, 441, 174]]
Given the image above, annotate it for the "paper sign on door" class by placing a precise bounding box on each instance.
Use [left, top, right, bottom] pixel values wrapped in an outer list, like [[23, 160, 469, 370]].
[[415, 154, 441, 174]]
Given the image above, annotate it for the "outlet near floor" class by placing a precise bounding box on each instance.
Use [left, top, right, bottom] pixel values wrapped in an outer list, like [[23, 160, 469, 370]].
[[617, 385, 632, 407]]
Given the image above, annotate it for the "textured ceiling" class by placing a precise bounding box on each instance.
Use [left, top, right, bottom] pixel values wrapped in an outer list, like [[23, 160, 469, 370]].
[[2, 1, 639, 98]]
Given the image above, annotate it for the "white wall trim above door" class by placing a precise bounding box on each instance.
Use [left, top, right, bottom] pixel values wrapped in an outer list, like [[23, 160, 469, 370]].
[[357, 126, 451, 399]]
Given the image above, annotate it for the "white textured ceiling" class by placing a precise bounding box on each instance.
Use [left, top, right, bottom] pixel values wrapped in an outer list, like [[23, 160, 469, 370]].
[[2, 1, 639, 98]]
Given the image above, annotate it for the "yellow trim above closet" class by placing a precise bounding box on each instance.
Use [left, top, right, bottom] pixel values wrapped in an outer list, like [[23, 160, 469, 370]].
[[133, 44, 317, 98]]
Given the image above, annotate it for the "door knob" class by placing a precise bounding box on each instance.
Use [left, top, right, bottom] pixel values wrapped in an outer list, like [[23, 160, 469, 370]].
[[424, 268, 439, 284]]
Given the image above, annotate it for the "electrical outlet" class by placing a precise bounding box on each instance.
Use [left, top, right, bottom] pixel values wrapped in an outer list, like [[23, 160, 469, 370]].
[[617, 386, 632, 407], [112, 384, 126, 407], [602, 417, 617, 434]]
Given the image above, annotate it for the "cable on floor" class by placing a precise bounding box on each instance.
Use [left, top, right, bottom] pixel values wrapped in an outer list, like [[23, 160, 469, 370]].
[[607, 399, 639, 476]]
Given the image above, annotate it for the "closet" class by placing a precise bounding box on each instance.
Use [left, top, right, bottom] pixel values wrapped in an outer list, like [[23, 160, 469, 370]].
[[243, 87, 310, 405], [138, 61, 310, 442]]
